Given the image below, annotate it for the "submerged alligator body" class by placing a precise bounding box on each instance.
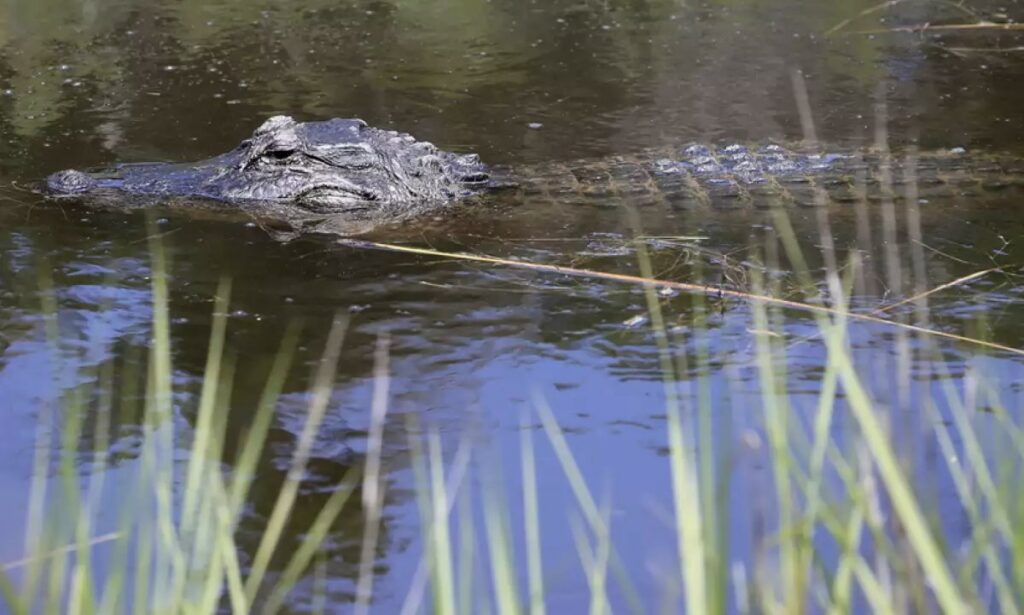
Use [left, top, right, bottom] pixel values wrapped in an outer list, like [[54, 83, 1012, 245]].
[[46, 115, 1024, 234]]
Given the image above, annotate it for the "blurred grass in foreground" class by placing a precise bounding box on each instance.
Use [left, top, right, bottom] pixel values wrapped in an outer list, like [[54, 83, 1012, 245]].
[[1, 201, 1021, 615]]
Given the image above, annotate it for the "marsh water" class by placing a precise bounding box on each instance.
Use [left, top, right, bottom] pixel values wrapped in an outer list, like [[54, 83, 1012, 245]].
[[1, 0, 1024, 611]]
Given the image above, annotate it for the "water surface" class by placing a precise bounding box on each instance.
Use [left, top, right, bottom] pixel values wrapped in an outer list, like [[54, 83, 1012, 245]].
[[1, 0, 1023, 611]]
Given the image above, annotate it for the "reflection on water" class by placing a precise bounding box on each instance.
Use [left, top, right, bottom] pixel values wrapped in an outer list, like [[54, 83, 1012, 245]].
[[1, 0, 1024, 610]]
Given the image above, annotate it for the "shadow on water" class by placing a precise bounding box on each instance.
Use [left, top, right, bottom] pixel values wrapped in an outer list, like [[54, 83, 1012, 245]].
[[1, 0, 1024, 611]]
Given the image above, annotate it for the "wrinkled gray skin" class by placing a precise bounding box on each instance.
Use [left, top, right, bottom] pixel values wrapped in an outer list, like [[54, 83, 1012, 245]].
[[47, 115, 492, 217]]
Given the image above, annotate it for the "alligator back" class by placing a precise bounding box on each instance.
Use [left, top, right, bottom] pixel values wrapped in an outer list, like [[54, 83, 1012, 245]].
[[505, 144, 1024, 210]]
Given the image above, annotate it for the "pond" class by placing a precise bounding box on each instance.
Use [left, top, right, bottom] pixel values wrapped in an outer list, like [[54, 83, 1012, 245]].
[[0, 0, 1022, 612]]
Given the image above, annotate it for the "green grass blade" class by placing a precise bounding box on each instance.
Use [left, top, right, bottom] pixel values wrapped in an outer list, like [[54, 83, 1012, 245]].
[[243, 315, 348, 603], [521, 414, 546, 615], [631, 230, 708, 615], [428, 429, 457, 615], [226, 321, 302, 520], [261, 467, 361, 614], [820, 319, 966, 613], [181, 277, 231, 534], [482, 466, 521, 615], [458, 480, 478, 615], [534, 394, 645, 614], [355, 334, 392, 615]]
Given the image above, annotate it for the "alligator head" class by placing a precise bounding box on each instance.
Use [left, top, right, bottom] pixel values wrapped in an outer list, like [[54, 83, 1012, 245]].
[[46, 115, 491, 214]]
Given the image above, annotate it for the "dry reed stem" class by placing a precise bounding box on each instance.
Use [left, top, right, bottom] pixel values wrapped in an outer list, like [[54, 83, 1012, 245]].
[[855, 22, 1024, 34], [1, 533, 121, 572], [875, 267, 1000, 313], [941, 46, 1024, 54], [340, 240, 1024, 357], [780, 266, 1003, 359]]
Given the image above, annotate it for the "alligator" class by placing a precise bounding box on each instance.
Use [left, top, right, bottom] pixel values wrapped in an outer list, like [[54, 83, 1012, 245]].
[[45, 115, 1024, 235], [46, 115, 493, 234]]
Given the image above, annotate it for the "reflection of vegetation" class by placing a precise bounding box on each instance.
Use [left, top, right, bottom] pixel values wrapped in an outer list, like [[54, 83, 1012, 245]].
[[2, 0, 1008, 162], [0, 0, 129, 137]]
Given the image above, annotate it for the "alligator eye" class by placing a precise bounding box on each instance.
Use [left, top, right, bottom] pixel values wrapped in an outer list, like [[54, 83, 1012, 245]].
[[267, 149, 296, 160]]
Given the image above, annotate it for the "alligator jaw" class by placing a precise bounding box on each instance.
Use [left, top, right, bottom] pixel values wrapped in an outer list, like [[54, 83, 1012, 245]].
[[295, 184, 379, 213]]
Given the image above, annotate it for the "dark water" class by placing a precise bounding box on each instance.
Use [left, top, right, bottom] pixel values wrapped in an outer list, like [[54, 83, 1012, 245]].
[[1, 0, 1024, 611]]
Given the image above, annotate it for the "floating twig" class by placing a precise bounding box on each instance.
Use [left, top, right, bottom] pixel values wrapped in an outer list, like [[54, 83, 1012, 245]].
[[340, 240, 1024, 357], [876, 267, 1000, 313], [855, 21, 1024, 34], [941, 45, 1024, 54], [911, 238, 972, 265], [2, 532, 121, 571]]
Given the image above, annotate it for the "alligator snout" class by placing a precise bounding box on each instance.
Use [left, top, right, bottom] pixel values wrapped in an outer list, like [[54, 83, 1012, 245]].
[[47, 169, 99, 195]]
